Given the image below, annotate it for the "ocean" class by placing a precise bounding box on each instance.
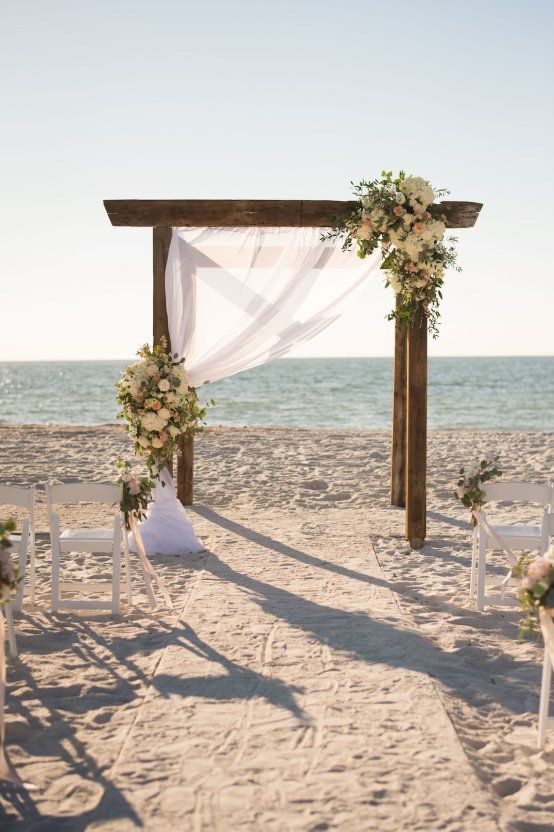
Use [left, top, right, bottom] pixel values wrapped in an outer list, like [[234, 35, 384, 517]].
[[0, 357, 552, 431]]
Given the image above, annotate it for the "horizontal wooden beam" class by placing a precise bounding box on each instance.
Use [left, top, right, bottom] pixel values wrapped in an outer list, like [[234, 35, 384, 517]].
[[103, 199, 482, 229]]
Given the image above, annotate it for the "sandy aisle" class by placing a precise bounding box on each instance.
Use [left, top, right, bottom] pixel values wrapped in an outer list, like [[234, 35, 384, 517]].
[[101, 507, 496, 831], [0, 425, 553, 830]]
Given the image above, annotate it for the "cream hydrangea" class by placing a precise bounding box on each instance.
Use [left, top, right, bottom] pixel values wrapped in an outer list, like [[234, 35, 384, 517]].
[[400, 176, 435, 210]]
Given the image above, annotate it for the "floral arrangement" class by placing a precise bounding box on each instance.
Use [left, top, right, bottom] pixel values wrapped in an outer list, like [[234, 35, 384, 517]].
[[0, 518, 19, 606], [324, 171, 460, 336], [454, 455, 502, 525], [116, 339, 212, 475], [515, 543, 554, 638], [115, 459, 155, 527]]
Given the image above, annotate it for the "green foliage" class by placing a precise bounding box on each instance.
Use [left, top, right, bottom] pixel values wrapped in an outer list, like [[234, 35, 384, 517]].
[[115, 338, 213, 476], [0, 517, 16, 550], [115, 459, 156, 527], [0, 516, 20, 605], [322, 171, 459, 337], [454, 456, 502, 525]]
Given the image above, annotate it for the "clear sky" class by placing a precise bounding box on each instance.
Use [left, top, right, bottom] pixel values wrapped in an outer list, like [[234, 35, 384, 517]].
[[1, 0, 552, 360]]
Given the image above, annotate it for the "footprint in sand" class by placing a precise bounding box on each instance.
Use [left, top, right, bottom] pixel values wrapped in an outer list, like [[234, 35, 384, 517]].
[[300, 479, 329, 491]]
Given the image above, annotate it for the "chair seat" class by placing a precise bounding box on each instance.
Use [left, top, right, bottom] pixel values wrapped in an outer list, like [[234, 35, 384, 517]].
[[486, 523, 542, 551], [488, 524, 541, 539], [60, 528, 115, 552]]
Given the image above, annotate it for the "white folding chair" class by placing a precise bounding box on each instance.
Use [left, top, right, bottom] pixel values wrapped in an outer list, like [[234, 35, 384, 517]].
[[0, 484, 36, 658], [46, 482, 132, 615], [470, 481, 552, 612]]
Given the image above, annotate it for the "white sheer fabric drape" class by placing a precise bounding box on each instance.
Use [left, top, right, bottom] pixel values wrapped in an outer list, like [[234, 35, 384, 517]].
[[166, 226, 382, 386], [128, 467, 203, 556], [132, 226, 381, 557]]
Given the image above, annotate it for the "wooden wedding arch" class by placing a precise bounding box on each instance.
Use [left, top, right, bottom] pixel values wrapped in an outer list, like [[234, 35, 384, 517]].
[[104, 198, 482, 548]]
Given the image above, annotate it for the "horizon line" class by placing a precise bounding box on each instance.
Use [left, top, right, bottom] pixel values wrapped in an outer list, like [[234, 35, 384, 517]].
[[1, 355, 553, 363]]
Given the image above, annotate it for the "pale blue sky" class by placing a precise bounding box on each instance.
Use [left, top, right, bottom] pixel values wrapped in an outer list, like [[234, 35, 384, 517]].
[[1, 0, 552, 359]]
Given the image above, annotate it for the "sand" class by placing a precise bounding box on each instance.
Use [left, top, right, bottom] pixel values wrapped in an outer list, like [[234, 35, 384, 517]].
[[0, 424, 553, 831]]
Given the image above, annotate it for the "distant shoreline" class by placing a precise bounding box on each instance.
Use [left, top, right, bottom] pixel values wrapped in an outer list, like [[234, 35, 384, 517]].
[[1, 355, 553, 363]]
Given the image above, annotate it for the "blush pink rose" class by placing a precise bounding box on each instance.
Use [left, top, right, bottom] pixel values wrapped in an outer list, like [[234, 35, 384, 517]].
[[413, 222, 425, 234], [159, 431, 169, 443], [392, 206, 404, 216], [128, 478, 141, 496], [528, 556, 550, 580]]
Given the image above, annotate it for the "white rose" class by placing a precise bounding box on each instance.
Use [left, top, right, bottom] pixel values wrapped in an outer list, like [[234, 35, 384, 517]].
[[155, 416, 168, 431], [141, 413, 159, 431], [158, 379, 170, 392], [158, 407, 171, 420], [137, 436, 150, 449], [168, 425, 180, 438], [151, 438, 164, 448]]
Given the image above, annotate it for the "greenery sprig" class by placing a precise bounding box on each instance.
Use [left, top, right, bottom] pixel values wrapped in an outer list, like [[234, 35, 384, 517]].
[[454, 455, 502, 525]]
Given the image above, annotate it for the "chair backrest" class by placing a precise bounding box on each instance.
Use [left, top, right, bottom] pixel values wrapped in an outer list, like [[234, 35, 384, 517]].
[[0, 483, 35, 512], [483, 481, 553, 506], [46, 482, 122, 508]]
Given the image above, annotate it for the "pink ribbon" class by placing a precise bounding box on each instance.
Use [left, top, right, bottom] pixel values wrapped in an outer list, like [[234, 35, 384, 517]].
[[539, 608, 554, 667], [474, 511, 518, 564], [128, 515, 173, 610]]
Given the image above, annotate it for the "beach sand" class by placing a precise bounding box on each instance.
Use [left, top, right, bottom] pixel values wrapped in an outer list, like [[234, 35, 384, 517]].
[[0, 424, 553, 830]]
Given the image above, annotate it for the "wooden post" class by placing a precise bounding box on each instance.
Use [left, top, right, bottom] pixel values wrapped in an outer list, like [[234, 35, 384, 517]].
[[405, 305, 427, 548], [390, 296, 407, 507], [178, 435, 194, 505], [153, 226, 174, 478]]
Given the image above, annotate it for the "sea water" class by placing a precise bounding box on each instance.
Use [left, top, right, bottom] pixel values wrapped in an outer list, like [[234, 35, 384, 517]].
[[0, 357, 552, 431]]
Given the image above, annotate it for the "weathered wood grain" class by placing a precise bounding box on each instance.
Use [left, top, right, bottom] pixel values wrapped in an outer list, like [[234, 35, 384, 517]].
[[178, 435, 194, 505], [405, 307, 428, 548], [104, 199, 482, 229], [390, 299, 407, 507], [153, 226, 174, 478]]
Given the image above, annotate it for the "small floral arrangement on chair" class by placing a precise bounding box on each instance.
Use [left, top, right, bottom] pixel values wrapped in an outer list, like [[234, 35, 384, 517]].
[[323, 171, 460, 336], [116, 338, 212, 476], [116, 460, 156, 528], [454, 455, 502, 525], [515, 543, 554, 638], [0, 518, 20, 606]]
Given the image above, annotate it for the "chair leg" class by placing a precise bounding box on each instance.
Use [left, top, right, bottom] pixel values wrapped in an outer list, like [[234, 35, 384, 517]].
[[476, 527, 487, 612], [123, 534, 133, 607], [29, 538, 36, 607], [538, 646, 552, 749], [112, 523, 121, 616], [4, 604, 18, 658], [469, 526, 478, 601], [51, 517, 61, 613]]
